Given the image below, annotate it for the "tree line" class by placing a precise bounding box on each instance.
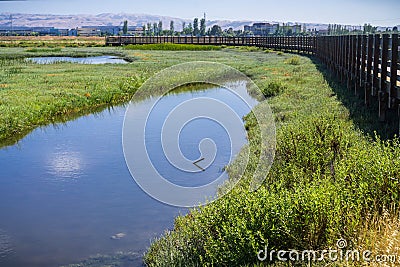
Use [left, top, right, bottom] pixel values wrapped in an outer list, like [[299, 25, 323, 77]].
[[326, 23, 398, 35], [141, 17, 230, 37], [123, 18, 399, 37]]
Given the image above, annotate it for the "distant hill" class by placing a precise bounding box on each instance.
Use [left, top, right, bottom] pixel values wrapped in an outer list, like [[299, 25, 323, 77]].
[[0, 12, 331, 31], [0, 13, 396, 32], [0, 13, 188, 30]]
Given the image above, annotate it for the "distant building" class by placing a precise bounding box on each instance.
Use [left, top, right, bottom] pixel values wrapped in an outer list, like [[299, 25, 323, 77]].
[[243, 23, 278, 36], [78, 26, 144, 36], [77, 27, 101, 36], [127, 26, 144, 36], [291, 24, 302, 34], [57, 29, 69, 36], [49, 28, 60, 36], [244, 25, 252, 32], [89, 26, 121, 36], [68, 28, 78, 36], [0, 26, 29, 36], [0, 26, 68, 36]]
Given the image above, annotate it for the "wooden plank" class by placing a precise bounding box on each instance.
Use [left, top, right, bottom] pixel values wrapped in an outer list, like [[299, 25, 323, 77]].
[[365, 35, 373, 106], [338, 36, 343, 80], [344, 35, 350, 84], [355, 35, 363, 95], [389, 34, 399, 109], [348, 35, 354, 89], [347, 35, 355, 90], [372, 34, 381, 96], [335, 36, 340, 77], [343, 35, 348, 82], [359, 35, 367, 96], [379, 34, 389, 121]]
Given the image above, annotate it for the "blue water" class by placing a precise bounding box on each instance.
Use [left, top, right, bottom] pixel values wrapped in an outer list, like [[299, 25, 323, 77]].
[[27, 55, 128, 64], [0, 83, 257, 267]]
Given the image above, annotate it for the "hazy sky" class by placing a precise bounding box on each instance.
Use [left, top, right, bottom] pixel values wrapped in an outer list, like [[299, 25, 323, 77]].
[[1, 0, 400, 25]]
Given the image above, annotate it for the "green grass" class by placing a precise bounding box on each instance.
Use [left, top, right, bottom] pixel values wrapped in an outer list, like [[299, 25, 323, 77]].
[[233, 46, 263, 52], [25, 47, 63, 53], [0, 36, 105, 48], [124, 43, 222, 51], [285, 55, 301, 65], [0, 45, 399, 267]]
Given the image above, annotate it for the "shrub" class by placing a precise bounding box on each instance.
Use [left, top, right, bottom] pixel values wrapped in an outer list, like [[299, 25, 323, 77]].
[[145, 113, 400, 266], [285, 56, 301, 65], [237, 46, 261, 52], [260, 80, 287, 97]]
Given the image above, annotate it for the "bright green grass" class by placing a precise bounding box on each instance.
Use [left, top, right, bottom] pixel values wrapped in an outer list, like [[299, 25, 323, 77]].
[[0, 37, 105, 48]]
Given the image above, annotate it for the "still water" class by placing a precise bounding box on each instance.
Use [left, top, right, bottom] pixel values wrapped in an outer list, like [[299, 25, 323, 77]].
[[27, 55, 128, 64], [0, 83, 257, 266]]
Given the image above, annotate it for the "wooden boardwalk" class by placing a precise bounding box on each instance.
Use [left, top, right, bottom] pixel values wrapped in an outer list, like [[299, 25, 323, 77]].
[[107, 35, 400, 123]]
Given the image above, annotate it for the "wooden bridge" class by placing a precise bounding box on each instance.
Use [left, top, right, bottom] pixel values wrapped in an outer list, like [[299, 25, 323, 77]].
[[107, 35, 400, 123]]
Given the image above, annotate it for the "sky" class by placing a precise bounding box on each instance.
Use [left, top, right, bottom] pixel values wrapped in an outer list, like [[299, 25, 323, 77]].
[[1, 0, 400, 26]]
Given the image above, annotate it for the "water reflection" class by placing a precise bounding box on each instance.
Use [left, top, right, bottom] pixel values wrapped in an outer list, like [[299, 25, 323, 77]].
[[0, 229, 13, 260], [47, 151, 83, 179]]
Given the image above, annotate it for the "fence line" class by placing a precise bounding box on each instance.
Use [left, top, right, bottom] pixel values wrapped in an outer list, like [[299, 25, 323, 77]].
[[106, 35, 400, 124]]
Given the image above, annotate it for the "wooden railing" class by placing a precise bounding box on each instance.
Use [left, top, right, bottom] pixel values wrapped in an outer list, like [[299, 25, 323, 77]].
[[106, 35, 400, 123], [316, 34, 399, 121], [106, 36, 316, 54]]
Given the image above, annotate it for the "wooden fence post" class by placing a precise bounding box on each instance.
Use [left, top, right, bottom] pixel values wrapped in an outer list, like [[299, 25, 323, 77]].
[[334, 36, 339, 78], [354, 35, 362, 95], [347, 35, 355, 90], [340, 35, 345, 82], [359, 35, 367, 96], [365, 35, 374, 106], [372, 34, 381, 96], [389, 34, 399, 110], [378, 34, 389, 121]]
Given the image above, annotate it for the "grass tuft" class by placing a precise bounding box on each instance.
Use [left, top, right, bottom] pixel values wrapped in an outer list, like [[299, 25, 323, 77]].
[[25, 47, 62, 53], [259, 80, 287, 97], [285, 55, 301, 65]]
